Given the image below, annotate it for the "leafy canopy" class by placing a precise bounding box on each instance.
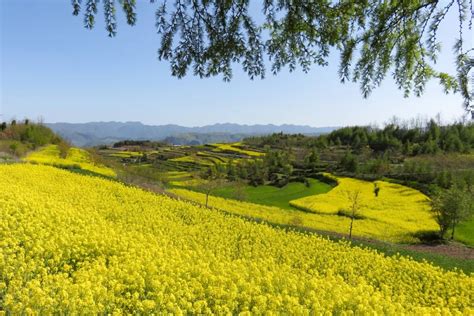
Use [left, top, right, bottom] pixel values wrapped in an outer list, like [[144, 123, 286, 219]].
[[71, 0, 473, 109]]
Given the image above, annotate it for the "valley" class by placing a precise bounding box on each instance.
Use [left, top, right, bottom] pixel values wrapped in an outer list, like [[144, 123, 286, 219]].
[[1, 120, 473, 314], [3, 1, 473, 312]]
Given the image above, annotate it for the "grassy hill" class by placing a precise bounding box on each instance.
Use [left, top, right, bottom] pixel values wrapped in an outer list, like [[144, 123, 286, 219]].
[[456, 219, 474, 246], [207, 179, 332, 210]]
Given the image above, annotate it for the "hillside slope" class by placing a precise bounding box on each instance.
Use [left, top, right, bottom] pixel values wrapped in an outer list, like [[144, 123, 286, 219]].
[[1, 164, 472, 314], [289, 174, 437, 238]]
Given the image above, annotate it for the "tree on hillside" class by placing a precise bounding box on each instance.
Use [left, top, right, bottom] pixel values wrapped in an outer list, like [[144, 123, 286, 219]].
[[339, 151, 358, 173], [346, 190, 362, 239], [71, 0, 473, 112], [199, 165, 229, 207], [57, 141, 71, 159], [226, 161, 237, 181], [236, 161, 249, 180], [304, 148, 320, 174], [264, 149, 293, 185], [247, 159, 267, 186], [201, 164, 227, 180], [430, 184, 473, 239], [9, 142, 19, 156], [198, 178, 227, 208]]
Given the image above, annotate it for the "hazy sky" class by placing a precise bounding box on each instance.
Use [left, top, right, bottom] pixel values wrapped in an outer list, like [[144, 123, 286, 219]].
[[1, 1, 470, 127]]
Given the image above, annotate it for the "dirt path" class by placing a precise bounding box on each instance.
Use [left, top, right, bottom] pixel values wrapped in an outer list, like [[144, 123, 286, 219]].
[[404, 243, 474, 260], [266, 221, 474, 261]]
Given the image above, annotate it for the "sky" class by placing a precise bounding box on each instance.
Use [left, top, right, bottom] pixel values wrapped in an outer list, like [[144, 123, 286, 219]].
[[0, 0, 470, 127]]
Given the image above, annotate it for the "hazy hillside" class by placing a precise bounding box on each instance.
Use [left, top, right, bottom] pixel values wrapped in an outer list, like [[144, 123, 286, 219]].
[[46, 122, 338, 146]]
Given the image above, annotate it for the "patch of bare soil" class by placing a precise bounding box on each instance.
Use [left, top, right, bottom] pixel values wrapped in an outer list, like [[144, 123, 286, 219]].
[[404, 243, 474, 260]]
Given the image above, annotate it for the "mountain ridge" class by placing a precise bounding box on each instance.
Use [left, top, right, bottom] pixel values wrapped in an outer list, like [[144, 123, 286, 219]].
[[46, 122, 338, 146]]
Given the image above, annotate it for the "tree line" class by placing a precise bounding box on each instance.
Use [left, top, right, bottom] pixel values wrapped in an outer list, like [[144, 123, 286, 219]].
[[245, 120, 474, 156]]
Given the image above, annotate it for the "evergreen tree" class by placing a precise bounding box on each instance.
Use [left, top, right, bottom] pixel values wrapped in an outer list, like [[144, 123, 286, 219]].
[[339, 152, 358, 173], [304, 148, 320, 174]]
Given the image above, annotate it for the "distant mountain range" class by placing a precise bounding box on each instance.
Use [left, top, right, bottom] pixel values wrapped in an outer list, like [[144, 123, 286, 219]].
[[46, 122, 338, 147]]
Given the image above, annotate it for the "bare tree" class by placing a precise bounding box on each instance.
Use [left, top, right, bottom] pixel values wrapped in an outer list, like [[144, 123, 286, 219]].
[[198, 178, 226, 208], [346, 190, 362, 239]]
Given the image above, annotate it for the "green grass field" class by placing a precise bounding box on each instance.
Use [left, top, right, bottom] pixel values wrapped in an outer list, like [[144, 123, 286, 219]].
[[455, 218, 474, 247], [209, 179, 333, 210]]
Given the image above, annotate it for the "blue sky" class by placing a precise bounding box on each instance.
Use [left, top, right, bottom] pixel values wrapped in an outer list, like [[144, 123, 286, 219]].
[[0, 0, 468, 127]]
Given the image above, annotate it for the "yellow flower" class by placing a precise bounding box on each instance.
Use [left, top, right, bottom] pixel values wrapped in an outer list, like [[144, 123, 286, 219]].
[[0, 164, 472, 314]]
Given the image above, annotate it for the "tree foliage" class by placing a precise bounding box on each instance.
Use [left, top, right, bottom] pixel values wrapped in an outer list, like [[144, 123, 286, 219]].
[[0, 120, 63, 148], [339, 151, 358, 173], [197, 178, 226, 208], [304, 148, 320, 174], [430, 183, 473, 239], [71, 0, 473, 110], [242, 120, 474, 190], [326, 120, 474, 154]]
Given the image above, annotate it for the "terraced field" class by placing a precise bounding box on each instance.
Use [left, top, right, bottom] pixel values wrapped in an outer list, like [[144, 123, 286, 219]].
[[1, 164, 472, 314], [209, 142, 264, 157], [108, 151, 144, 158], [98, 143, 473, 248], [102, 144, 440, 244], [169, 154, 218, 167]]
